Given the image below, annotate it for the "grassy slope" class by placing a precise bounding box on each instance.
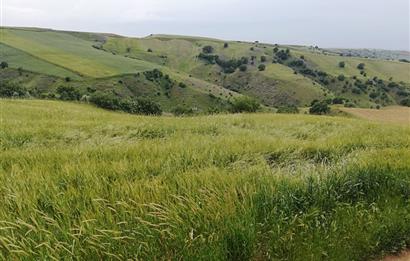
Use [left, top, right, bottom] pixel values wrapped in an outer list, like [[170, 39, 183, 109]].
[[104, 36, 326, 105], [0, 28, 156, 77], [292, 48, 410, 83], [0, 43, 81, 79], [1, 99, 409, 260]]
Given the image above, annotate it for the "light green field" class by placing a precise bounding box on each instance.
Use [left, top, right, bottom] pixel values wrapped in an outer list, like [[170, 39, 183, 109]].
[[1, 99, 409, 260], [0, 29, 156, 77], [0, 43, 80, 79], [292, 49, 410, 83]]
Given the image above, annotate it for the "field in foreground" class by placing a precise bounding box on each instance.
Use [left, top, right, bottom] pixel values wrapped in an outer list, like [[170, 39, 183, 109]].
[[0, 100, 410, 260]]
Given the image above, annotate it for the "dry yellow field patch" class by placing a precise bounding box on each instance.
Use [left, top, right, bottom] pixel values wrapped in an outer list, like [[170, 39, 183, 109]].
[[341, 106, 410, 125]]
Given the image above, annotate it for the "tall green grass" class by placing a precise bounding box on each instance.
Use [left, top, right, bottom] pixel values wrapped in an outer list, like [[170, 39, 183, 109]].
[[1, 99, 409, 260]]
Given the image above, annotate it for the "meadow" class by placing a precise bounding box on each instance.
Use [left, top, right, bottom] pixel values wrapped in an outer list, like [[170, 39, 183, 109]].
[[1, 99, 409, 260]]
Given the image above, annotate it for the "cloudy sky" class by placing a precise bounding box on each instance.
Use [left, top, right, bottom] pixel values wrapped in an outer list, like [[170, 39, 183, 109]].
[[2, 0, 409, 50]]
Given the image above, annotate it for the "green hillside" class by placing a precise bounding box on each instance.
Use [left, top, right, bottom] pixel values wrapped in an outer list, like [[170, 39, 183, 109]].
[[1, 27, 410, 111], [1, 99, 409, 260]]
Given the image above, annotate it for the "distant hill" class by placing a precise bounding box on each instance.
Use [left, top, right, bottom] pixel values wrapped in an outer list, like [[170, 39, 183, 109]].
[[326, 48, 410, 61], [1, 27, 409, 111]]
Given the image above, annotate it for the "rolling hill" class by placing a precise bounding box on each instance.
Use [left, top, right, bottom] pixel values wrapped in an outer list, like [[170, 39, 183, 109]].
[[1, 27, 410, 112]]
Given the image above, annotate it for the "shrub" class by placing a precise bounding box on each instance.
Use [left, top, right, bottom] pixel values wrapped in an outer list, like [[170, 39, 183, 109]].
[[357, 63, 365, 70], [0, 81, 26, 97], [147, 48, 153, 52], [198, 53, 218, 64], [202, 45, 214, 54], [56, 86, 81, 101], [172, 105, 194, 116], [339, 61, 345, 68], [399, 59, 410, 63], [260, 56, 267, 63], [337, 74, 345, 81], [144, 69, 163, 81], [309, 100, 331, 115], [273, 47, 279, 53], [90, 92, 122, 110], [0, 61, 8, 69], [239, 64, 247, 72], [369, 92, 378, 99], [288, 59, 305, 67], [224, 43, 229, 48], [277, 105, 299, 114], [230, 96, 260, 113], [65, 77, 71, 82], [178, 82, 187, 88], [132, 98, 162, 115], [258, 64, 266, 71], [332, 97, 345, 104], [400, 98, 410, 107], [276, 50, 290, 60]]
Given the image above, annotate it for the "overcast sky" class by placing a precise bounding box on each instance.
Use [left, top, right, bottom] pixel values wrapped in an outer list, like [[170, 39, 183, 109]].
[[1, 0, 409, 50]]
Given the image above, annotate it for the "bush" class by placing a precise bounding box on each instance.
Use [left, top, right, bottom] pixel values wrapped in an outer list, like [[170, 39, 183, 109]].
[[178, 82, 187, 88], [337, 74, 345, 81], [339, 61, 345, 68], [260, 56, 267, 62], [400, 98, 410, 107], [332, 97, 345, 104], [309, 100, 331, 115], [224, 43, 229, 48], [132, 98, 162, 115], [239, 64, 247, 72], [202, 45, 214, 54], [90, 92, 162, 115], [230, 96, 260, 113], [276, 50, 290, 60], [0, 61, 8, 69], [369, 92, 378, 99], [273, 47, 279, 53], [198, 53, 218, 64], [147, 48, 153, 52], [172, 105, 194, 116], [357, 63, 365, 70], [258, 64, 266, 71], [0, 81, 26, 97], [90, 92, 121, 110], [277, 105, 299, 114], [56, 86, 81, 101]]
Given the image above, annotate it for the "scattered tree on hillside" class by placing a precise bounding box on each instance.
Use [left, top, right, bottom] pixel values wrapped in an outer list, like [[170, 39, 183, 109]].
[[0, 81, 26, 97], [0, 61, 8, 69], [56, 86, 81, 101], [273, 47, 279, 53], [357, 63, 365, 70], [339, 61, 345, 68], [337, 74, 345, 81], [230, 96, 260, 113], [202, 45, 214, 54], [224, 43, 229, 48], [260, 56, 267, 62], [258, 64, 266, 71], [309, 100, 330, 115], [239, 64, 247, 72], [147, 48, 153, 52]]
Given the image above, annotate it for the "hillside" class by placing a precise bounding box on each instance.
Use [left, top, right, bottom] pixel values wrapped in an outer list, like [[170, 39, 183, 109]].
[[1, 27, 410, 112], [1, 99, 409, 260]]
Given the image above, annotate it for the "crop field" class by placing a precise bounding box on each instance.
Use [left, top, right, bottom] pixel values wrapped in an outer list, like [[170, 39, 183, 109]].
[[1, 99, 409, 260], [0, 29, 156, 77]]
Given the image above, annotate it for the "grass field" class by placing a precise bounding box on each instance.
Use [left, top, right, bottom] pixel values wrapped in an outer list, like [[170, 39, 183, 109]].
[[341, 106, 410, 125], [1, 99, 409, 260], [0, 29, 156, 77], [292, 49, 410, 83]]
